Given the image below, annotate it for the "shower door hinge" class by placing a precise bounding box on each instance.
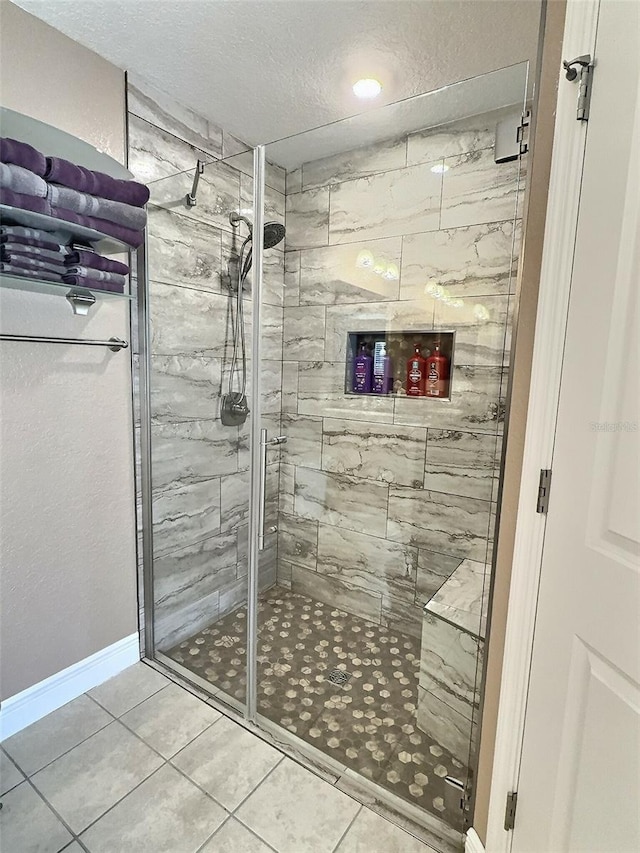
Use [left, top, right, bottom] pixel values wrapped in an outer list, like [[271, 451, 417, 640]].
[[517, 110, 531, 155], [504, 791, 518, 831], [563, 55, 594, 121], [536, 468, 552, 514]]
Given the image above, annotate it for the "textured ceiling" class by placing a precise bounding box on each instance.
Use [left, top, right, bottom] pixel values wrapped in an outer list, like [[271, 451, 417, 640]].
[[13, 0, 542, 146]]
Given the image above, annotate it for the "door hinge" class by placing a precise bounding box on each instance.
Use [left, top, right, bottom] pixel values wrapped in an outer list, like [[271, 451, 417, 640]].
[[504, 791, 518, 831], [563, 54, 594, 121], [516, 109, 531, 155], [536, 468, 552, 514]]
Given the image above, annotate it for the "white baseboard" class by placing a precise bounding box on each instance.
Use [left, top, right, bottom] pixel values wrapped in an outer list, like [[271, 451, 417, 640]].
[[466, 828, 486, 853], [0, 633, 140, 740]]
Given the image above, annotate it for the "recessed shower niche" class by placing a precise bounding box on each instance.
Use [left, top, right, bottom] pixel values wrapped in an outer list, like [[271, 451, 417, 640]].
[[345, 331, 455, 400]]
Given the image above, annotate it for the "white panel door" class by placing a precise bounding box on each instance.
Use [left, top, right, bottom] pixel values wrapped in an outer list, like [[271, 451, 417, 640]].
[[513, 2, 640, 851]]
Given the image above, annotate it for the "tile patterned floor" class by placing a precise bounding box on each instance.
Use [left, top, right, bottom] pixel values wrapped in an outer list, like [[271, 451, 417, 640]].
[[167, 586, 468, 834], [0, 663, 439, 853]]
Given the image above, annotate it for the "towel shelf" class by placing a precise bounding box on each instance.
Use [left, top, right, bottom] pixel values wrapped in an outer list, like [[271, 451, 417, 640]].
[[0, 333, 128, 352]]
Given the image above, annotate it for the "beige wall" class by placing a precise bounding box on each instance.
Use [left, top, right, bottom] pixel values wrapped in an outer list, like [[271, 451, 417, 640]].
[[0, 1, 137, 700], [473, 0, 567, 841]]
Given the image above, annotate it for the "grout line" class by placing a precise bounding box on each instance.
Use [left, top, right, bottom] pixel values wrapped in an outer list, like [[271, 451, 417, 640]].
[[330, 803, 364, 853], [230, 753, 286, 816], [23, 773, 93, 850]]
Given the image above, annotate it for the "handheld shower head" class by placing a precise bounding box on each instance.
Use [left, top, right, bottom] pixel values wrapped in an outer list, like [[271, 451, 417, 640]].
[[229, 212, 286, 249]]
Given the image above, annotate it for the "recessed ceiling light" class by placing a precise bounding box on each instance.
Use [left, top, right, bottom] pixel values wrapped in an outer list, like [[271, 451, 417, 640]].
[[431, 163, 450, 174], [353, 78, 382, 99]]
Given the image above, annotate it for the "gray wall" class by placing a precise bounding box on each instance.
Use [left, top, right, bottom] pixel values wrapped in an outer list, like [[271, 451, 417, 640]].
[[0, 2, 137, 700], [277, 107, 525, 639]]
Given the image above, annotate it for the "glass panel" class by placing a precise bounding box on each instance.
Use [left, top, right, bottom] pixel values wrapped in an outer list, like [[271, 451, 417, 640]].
[[139, 145, 259, 713], [256, 62, 528, 844]]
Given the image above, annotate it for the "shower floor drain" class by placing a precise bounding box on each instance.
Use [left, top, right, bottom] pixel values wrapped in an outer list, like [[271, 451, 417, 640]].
[[326, 668, 352, 686]]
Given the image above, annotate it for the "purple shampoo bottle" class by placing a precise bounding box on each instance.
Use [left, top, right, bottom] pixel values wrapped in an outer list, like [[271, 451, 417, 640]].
[[353, 343, 373, 393], [373, 341, 393, 394]]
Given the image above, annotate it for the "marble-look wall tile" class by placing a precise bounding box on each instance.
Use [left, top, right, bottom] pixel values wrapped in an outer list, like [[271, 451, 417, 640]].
[[128, 75, 223, 159], [426, 559, 488, 639], [155, 590, 220, 652], [147, 206, 223, 293], [329, 163, 442, 244], [150, 355, 222, 423], [400, 221, 517, 301], [260, 302, 284, 362], [284, 251, 301, 306], [424, 430, 498, 501], [286, 167, 302, 195], [435, 295, 508, 367], [416, 687, 472, 770], [276, 558, 293, 589], [299, 238, 402, 306], [393, 365, 503, 434], [406, 110, 514, 167], [415, 550, 463, 605], [283, 306, 326, 361], [128, 113, 209, 187], [387, 487, 491, 561], [316, 524, 417, 597], [279, 463, 295, 514], [285, 187, 330, 249], [322, 418, 426, 487], [257, 360, 283, 415], [278, 513, 318, 570], [291, 565, 382, 624], [149, 280, 231, 358], [152, 479, 221, 558], [281, 413, 323, 469], [239, 173, 286, 229], [420, 613, 480, 721], [294, 468, 388, 537], [281, 362, 299, 413], [440, 148, 519, 230], [301, 136, 407, 191], [297, 361, 394, 423], [151, 420, 238, 490], [381, 589, 424, 639], [220, 469, 251, 533]]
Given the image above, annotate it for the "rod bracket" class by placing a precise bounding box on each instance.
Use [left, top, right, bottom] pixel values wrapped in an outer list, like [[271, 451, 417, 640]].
[[66, 288, 96, 315]]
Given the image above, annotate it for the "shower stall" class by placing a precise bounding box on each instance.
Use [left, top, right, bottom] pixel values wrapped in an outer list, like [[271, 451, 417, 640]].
[[129, 61, 529, 852]]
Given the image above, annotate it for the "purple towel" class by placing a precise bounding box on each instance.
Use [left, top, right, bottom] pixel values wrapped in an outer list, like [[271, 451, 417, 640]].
[[1, 242, 65, 264], [45, 157, 150, 207], [0, 252, 66, 275], [64, 249, 129, 276], [1, 262, 63, 283], [64, 266, 126, 287], [62, 274, 124, 294], [51, 205, 144, 248], [0, 138, 47, 178], [1, 232, 65, 252], [0, 186, 52, 216]]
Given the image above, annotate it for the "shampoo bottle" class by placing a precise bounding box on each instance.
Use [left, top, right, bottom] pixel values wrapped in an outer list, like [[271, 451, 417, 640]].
[[406, 343, 426, 396], [425, 343, 450, 397], [353, 343, 373, 393], [373, 341, 393, 394]]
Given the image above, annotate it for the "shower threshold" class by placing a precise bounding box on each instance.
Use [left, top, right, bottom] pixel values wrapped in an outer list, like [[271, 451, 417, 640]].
[[162, 585, 468, 841]]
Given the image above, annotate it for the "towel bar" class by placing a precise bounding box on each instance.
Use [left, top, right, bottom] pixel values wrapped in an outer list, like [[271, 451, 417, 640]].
[[0, 334, 128, 352]]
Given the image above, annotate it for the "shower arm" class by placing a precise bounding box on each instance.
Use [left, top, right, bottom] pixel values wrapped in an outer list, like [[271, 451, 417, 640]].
[[185, 159, 206, 207]]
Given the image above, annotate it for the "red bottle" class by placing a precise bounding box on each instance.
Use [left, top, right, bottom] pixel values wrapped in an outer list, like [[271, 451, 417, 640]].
[[406, 343, 426, 396], [425, 343, 449, 397]]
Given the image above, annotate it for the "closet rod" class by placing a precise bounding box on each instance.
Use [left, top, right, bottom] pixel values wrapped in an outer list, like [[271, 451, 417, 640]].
[[0, 334, 128, 352]]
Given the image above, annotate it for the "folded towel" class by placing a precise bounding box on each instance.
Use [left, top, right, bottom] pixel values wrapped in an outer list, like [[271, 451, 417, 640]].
[[45, 156, 150, 207], [0, 186, 52, 216], [62, 274, 124, 294], [0, 163, 48, 198], [1, 232, 65, 252], [0, 138, 48, 178], [0, 253, 66, 275], [64, 266, 126, 286], [47, 184, 147, 230], [64, 248, 129, 275], [1, 224, 69, 245], [51, 205, 144, 248], [1, 262, 63, 283], [1, 242, 65, 264]]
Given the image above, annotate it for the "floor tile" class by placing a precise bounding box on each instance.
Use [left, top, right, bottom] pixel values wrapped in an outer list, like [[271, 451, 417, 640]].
[[0, 781, 73, 853], [80, 763, 226, 853], [236, 757, 360, 853], [172, 716, 282, 810], [2, 695, 112, 775], [89, 662, 169, 717], [201, 818, 274, 852], [31, 720, 163, 832], [1, 747, 24, 794], [120, 682, 221, 758], [60, 845, 83, 852], [335, 807, 433, 852]]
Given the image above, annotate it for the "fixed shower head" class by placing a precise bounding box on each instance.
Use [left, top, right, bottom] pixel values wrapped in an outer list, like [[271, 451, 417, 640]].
[[229, 212, 285, 249]]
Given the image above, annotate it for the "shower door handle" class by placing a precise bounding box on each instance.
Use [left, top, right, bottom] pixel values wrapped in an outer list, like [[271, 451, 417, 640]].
[[258, 430, 287, 551]]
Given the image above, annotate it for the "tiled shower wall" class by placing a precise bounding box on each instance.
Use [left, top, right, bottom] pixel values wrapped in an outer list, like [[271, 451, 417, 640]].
[[127, 75, 285, 650], [277, 107, 524, 639]]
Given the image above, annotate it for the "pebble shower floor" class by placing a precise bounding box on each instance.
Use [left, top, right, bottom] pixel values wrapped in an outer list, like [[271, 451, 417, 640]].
[[167, 586, 468, 833]]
